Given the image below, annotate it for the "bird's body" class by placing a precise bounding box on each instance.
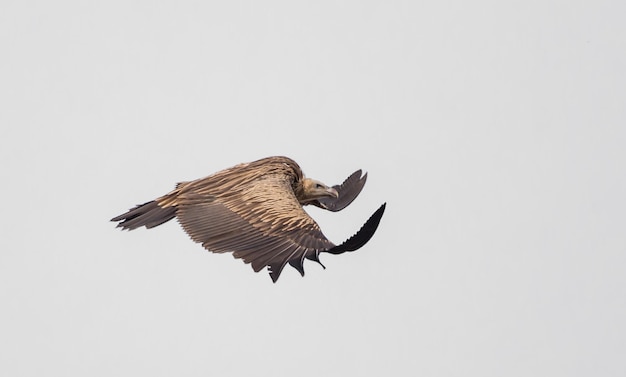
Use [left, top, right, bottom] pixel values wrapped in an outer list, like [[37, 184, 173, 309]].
[[112, 156, 385, 282]]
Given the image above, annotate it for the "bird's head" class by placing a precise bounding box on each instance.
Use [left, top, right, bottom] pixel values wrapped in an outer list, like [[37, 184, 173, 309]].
[[298, 178, 339, 204]]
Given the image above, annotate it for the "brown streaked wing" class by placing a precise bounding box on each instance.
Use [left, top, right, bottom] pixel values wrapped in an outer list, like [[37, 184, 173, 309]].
[[175, 173, 335, 281]]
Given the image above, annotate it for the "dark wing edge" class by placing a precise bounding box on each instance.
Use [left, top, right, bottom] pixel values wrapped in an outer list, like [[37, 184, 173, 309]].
[[111, 201, 177, 230], [324, 203, 386, 255], [312, 170, 368, 212], [272, 202, 386, 281]]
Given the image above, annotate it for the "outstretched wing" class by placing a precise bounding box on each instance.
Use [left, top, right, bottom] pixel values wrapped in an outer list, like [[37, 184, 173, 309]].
[[325, 203, 386, 255], [292, 202, 386, 275], [174, 173, 335, 282], [311, 170, 367, 212]]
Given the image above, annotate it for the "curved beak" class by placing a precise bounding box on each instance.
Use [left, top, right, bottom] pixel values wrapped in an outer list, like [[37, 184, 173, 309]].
[[327, 187, 339, 198]]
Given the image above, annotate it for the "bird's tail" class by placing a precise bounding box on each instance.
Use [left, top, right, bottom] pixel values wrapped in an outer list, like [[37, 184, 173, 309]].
[[111, 200, 177, 230]]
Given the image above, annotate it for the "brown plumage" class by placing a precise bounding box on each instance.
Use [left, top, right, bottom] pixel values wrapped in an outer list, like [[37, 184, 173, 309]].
[[111, 156, 385, 282]]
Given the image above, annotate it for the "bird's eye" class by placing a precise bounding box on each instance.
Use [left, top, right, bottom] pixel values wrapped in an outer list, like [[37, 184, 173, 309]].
[[316, 184, 324, 189]]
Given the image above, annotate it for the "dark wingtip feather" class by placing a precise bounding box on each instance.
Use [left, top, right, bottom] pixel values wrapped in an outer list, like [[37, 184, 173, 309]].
[[288, 258, 306, 276], [268, 263, 282, 283], [325, 202, 386, 255], [111, 201, 176, 230], [305, 251, 326, 269]]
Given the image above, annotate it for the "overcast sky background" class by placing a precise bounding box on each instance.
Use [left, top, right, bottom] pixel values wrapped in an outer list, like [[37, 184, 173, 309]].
[[1, 1, 625, 376]]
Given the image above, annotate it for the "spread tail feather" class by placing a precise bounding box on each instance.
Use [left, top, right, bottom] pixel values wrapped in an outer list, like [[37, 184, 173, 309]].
[[111, 201, 176, 230]]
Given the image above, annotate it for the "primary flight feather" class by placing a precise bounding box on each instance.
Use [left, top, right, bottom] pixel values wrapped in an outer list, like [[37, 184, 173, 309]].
[[111, 156, 385, 282]]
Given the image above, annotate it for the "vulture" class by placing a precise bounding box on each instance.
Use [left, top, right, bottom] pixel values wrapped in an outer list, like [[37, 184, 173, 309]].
[[111, 156, 385, 282]]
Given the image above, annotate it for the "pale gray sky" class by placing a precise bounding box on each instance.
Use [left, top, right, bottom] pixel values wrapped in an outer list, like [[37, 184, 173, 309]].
[[1, 1, 625, 376]]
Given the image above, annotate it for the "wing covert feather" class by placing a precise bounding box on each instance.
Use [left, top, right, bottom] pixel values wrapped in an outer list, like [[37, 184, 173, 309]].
[[175, 173, 335, 281]]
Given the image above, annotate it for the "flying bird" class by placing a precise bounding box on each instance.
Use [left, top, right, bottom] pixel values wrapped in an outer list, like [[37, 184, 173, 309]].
[[111, 156, 385, 282]]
